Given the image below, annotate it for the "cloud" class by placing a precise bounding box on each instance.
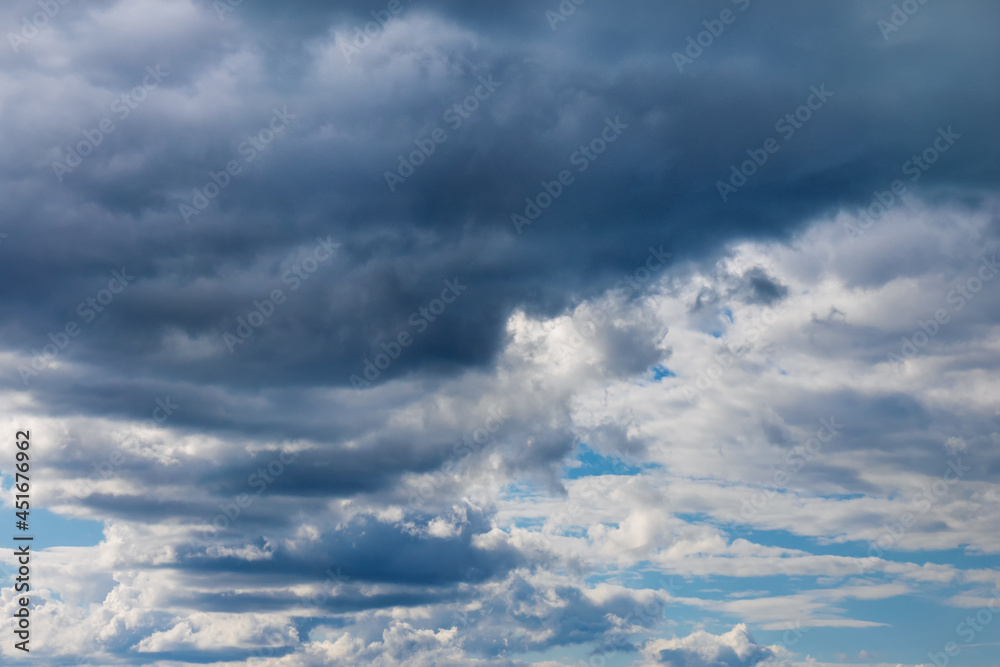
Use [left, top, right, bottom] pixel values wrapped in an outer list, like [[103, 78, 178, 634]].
[[642, 624, 777, 667], [2, 0, 1000, 663]]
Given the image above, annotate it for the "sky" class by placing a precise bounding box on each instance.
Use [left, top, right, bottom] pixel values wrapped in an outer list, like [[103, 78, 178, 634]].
[[1, 0, 999, 665]]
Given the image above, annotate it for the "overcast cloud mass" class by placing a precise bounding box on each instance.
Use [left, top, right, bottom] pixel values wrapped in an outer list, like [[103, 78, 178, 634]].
[[1, 0, 1000, 665]]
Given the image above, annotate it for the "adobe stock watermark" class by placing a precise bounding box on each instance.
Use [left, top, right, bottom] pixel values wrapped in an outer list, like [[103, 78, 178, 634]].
[[349, 277, 468, 389], [179, 107, 297, 223], [67, 396, 180, 500], [756, 619, 810, 667], [574, 577, 685, 667], [545, 0, 588, 31], [886, 254, 997, 370], [189, 448, 302, 550], [338, 0, 415, 63], [246, 566, 351, 661], [511, 116, 628, 234], [558, 245, 672, 357], [407, 406, 509, 509], [223, 237, 339, 353], [724, 417, 843, 527], [384, 74, 502, 192], [540, 451, 647, 551], [926, 587, 1000, 667], [611, 246, 673, 298], [843, 126, 960, 242], [717, 84, 834, 202], [7, 0, 72, 53], [878, 0, 932, 40], [680, 304, 781, 401], [672, 0, 752, 72], [51, 65, 170, 182], [18, 268, 135, 385], [857, 456, 970, 574]]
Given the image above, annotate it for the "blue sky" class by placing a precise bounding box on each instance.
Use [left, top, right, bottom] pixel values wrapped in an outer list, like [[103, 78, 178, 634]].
[[1, 0, 1000, 665]]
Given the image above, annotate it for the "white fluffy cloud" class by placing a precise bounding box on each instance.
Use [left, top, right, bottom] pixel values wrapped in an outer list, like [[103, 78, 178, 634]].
[[642, 624, 778, 666]]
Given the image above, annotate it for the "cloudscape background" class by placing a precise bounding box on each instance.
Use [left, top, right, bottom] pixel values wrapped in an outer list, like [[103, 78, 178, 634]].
[[1, 0, 1000, 665]]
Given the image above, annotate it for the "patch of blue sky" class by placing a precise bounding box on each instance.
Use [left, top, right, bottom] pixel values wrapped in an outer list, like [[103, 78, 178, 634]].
[[563, 444, 654, 480], [1, 474, 104, 549], [507, 516, 547, 531], [650, 364, 676, 381], [757, 594, 998, 667]]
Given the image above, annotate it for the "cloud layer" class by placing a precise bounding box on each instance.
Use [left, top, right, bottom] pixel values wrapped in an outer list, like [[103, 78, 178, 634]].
[[1, 0, 999, 665]]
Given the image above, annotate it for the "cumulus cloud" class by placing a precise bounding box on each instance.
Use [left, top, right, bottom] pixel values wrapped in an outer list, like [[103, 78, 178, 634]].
[[642, 624, 777, 667]]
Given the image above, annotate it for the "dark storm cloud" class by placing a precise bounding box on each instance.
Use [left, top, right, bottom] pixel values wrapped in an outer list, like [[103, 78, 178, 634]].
[[187, 586, 463, 615], [743, 268, 788, 305], [2, 14, 992, 434], [3, 0, 998, 408], [179, 509, 524, 586]]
